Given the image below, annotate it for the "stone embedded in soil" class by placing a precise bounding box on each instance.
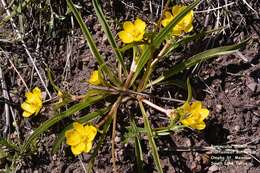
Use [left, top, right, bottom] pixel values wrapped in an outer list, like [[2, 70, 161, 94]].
[[208, 165, 219, 172], [247, 82, 258, 92]]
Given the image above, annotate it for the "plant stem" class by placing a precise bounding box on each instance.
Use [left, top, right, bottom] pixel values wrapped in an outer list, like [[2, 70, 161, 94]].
[[137, 42, 170, 91], [123, 70, 134, 89], [96, 96, 122, 128], [139, 97, 174, 117]]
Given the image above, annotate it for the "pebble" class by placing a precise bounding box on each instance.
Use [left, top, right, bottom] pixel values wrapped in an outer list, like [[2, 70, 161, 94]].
[[234, 125, 240, 132], [115, 136, 121, 143], [208, 165, 219, 172], [216, 104, 223, 113], [247, 82, 257, 91]]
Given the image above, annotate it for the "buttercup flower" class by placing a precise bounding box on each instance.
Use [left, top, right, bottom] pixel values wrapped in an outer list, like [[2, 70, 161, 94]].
[[65, 122, 97, 155], [161, 5, 193, 36], [118, 18, 146, 44], [179, 101, 209, 130], [21, 87, 42, 117], [88, 70, 103, 85]]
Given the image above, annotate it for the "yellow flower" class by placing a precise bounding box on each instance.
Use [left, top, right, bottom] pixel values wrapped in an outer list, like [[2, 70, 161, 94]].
[[21, 87, 42, 117], [179, 101, 209, 130], [65, 122, 97, 155], [88, 70, 103, 85], [161, 5, 193, 36], [118, 18, 146, 44]]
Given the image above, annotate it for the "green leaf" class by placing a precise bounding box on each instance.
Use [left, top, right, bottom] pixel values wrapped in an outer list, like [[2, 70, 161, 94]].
[[152, 0, 201, 48], [131, 121, 144, 173], [0, 137, 20, 152], [186, 77, 192, 102], [130, 46, 153, 87], [92, 0, 127, 75], [163, 29, 217, 58], [139, 101, 163, 173], [21, 94, 105, 153], [52, 107, 109, 153], [66, 0, 121, 86], [148, 38, 250, 87], [0, 149, 8, 159]]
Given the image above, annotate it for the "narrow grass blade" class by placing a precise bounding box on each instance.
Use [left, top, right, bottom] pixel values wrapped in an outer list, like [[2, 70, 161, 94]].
[[52, 107, 109, 153], [66, 0, 121, 86], [152, 0, 201, 48], [0, 0, 35, 26], [92, 0, 127, 75], [131, 121, 144, 173], [163, 29, 218, 58], [139, 101, 163, 173], [21, 94, 105, 153], [149, 38, 250, 87]]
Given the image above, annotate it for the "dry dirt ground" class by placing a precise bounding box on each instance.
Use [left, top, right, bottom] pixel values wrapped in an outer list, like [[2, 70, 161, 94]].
[[0, 0, 259, 173]]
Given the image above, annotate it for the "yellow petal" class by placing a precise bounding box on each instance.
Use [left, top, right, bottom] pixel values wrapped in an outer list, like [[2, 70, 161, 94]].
[[118, 31, 134, 43], [32, 87, 42, 97], [171, 5, 194, 35], [84, 141, 93, 153], [71, 143, 85, 155], [184, 23, 193, 33], [123, 21, 134, 33], [22, 111, 32, 117], [88, 70, 102, 85], [161, 11, 173, 27], [85, 125, 97, 141], [21, 102, 36, 114], [194, 122, 206, 130], [133, 32, 144, 42], [134, 18, 146, 32], [65, 130, 81, 146], [65, 129, 74, 138], [181, 102, 191, 112], [181, 119, 190, 126], [25, 92, 38, 102], [191, 101, 202, 110], [199, 109, 209, 119], [172, 5, 185, 16], [73, 122, 85, 135], [172, 26, 183, 36]]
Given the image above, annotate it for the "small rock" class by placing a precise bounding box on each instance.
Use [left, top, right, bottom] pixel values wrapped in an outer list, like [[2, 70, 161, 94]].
[[234, 125, 240, 132], [216, 104, 223, 113], [247, 82, 257, 91], [208, 165, 219, 172], [115, 136, 121, 143]]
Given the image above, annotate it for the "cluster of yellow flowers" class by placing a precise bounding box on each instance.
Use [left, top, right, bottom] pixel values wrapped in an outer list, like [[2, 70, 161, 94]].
[[65, 122, 97, 155], [118, 5, 193, 44], [179, 101, 209, 130], [21, 87, 43, 117]]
